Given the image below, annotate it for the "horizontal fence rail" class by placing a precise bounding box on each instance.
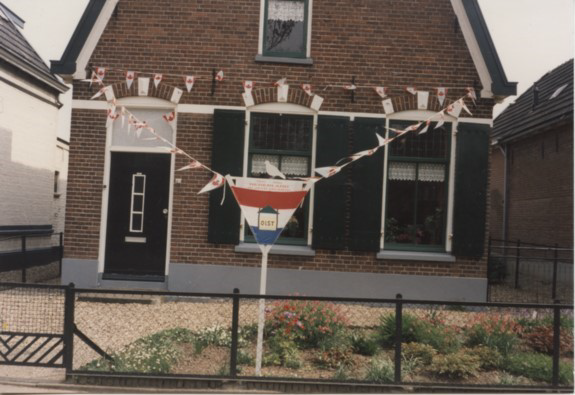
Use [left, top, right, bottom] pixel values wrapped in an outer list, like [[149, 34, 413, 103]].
[[0, 233, 63, 282], [488, 238, 574, 304], [1, 282, 573, 391]]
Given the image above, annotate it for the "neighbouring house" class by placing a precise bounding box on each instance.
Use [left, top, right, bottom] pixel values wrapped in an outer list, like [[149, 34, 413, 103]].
[[490, 59, 573, 249], [0, 2, 69, 281], [51, 0, 516, 301]]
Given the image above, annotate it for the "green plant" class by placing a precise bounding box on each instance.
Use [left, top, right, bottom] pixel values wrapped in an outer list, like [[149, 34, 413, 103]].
[[504, 352, 573, 385], [266, 299, 348, 348], [365, 355, 395, 383], [466, 346, 503, 370], [315, 330, 353, 369], [429, 350, 481, 379], [237, 350, 254, 365], [332, 365, 349, 381], [465, 313, 521, 356], [377, 313, 421, 346], [263, 335, 301, 368], [350, 332, 379, 356], [402, 342, 436, 366]]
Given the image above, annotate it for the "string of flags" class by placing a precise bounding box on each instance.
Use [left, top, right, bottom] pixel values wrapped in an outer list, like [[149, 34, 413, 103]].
[[98, 70, 477, 197]]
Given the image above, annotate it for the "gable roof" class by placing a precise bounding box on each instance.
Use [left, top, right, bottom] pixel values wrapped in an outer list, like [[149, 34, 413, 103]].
[[51, 0, 516, 100], [493, 59, 573, 144], [0, 3, 67, 93]]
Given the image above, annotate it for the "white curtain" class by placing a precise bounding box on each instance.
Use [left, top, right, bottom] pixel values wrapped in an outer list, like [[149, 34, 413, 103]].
[[268, 0, 305, 22], [388, 162, 445, 182]]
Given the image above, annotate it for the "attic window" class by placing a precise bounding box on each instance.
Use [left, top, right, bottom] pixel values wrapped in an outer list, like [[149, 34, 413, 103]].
[[549, 84, 568, 100]]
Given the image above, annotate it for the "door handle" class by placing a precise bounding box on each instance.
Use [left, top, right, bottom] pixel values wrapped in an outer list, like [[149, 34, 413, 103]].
[[163, 209, 168, 214]]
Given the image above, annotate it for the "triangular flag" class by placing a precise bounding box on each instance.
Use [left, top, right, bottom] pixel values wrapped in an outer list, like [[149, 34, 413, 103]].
[[274, 77, 286, 87], [310, 95, 324, 111], [301, 84, 313, 96], [374, 86, 388, 98], [199, 173, 225, 194], [184, 76, 195, 92], [177, 160, 203, 171], [466, 87, 477, 105], [405, 86, 417, 95], [243, 80, 254, 94], [343, 84, 356, 90], [90, 86, 108, 100], [382, 98, 395, 114], [106, 108, 119, 128], [125, 71, 136, 89], [153, 73, 163, 88], [215, 70, 224, 81], [91, 67, 105, 86], [376, 133, 392, 147], [162, 111, 176, 129], [434, 111, 446, 129], [460, 98, 473, 116], [447, 101, 462, 118], [418, 120, 431, 135], [315, 166, 342, 178], [436, 87, 448, 106]]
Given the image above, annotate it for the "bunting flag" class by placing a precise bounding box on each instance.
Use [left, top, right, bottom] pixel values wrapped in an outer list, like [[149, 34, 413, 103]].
[[434, 111, 446, 129], [162, 111, 176, 129], [215, 70, 224, 81], [243, 80, 254, 94], [153, 73, 163, 88], [226, 176, 310, 248], [90, 67, 105, 86], [171, 87, 183, 104], [91, 86, 108, 100], [310, 94, 324, 111], [343, 84, 357, 90], [460, 98, 473, 116], [418, 120, 431, 135], [184, 76, 195, 92], [138, 77, 150, 96], [177, 159, 204, 171], [314, 165, 343, 178], [446, 101, 462, 118], [106, 108, 119, 128], [199, 173, 225, 194], [405, 86, 417, 95], [125, 71, 136, 89], [437, 87, 448, 106], [274, 77, 287, 87], [374, 86, 388, 98], [466, 87, 477, 105], [91, 85, 115, 101], [382, 98, 395, 114], [301, 84, 313, 96]]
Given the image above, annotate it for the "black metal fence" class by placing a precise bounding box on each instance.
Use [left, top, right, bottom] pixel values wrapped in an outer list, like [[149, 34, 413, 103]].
[[0, 232, 63, 283], [1, 282, 573, 391], [488, 238, 574, 304]]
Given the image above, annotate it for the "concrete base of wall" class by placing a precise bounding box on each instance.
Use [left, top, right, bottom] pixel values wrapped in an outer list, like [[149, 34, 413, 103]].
[[61, 259, 487, 302]]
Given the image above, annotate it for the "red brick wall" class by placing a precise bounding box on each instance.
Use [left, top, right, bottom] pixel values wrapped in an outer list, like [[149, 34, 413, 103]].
[[505, 123, 574, 248], [489, 146, 505, 240], [65, 0, 496, 279]]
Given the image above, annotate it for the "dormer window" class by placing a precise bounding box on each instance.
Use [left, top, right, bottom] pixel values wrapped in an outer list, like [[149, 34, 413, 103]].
[[256, 0, 313, 65]]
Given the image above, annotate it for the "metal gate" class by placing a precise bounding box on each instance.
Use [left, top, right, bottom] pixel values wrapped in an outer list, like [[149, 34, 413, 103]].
[[0, 283, 69, 367]]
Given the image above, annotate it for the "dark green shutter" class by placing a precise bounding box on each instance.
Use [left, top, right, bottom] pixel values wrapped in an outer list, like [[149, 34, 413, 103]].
[[207, 110, 245, 244], [348, 118, 384, 251], [312, 116, 350, 250], [452, 122, 490, 257]]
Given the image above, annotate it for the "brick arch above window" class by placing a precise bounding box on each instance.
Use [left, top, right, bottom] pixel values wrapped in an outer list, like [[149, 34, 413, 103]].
[[252, 86, 313, 107], [389, 94, 445, 113], [110, 80, 178, 103]]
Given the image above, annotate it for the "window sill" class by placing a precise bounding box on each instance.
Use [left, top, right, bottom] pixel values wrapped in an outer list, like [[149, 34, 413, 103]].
[[377, 250, 455, 263], [255, 55, 313, 66], [235, 243, 315, 257]]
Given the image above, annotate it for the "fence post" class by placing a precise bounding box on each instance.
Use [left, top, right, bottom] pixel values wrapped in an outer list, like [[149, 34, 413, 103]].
[[552, 244, 558, 301], [21, 235, 27, 283], [63, 283, 75, 375], [229, 288, 240, 379], [552, 300, 561, 388], [394, 293, 403, 385], [514, 239, 521, 289]]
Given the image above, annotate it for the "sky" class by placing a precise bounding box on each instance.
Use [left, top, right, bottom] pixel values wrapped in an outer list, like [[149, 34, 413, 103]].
[[2, 0, 574, 121]]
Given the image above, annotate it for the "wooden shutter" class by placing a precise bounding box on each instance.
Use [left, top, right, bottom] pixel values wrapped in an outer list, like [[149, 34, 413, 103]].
[[207, 110, 245, 244], [312, 116, 350, 250], [348, 118, 385, 251], [452, 122, 490, 257]]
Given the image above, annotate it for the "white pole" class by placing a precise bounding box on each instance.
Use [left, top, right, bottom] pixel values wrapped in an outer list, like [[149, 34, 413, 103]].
[[255, 247, 269, 376]]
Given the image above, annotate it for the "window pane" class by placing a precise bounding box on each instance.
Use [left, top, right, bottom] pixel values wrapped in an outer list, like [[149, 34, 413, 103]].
[[280, 156, 308, 176], [415, 177, 446, 246], [389, 123, 450, 158], [131, 214, 143, 233], [385, 179, 416, 243], [252, 113, 312, 151], [251, 154, 280, 176], [132, 195, 144, 212], [266, 0, 306, 55], [133, 175, 145, 193]]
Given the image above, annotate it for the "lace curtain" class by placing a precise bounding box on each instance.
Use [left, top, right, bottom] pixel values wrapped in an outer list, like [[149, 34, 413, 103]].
[[388, 162, 445, 182], [268, 0, 305, 22], [251, 154, 309, 176]]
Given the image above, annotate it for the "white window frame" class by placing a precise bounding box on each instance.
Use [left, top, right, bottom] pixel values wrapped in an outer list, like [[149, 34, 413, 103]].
[[129, 173, 146, 233]]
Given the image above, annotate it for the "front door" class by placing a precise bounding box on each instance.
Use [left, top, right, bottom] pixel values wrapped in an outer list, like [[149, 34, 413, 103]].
[[104, 152, 171, 280]]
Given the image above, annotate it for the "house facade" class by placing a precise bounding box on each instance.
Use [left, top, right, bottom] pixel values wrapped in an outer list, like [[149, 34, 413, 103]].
[[52, 0, 516, 301], [490, 59, 573, 249], [0, 2, 68, 280]]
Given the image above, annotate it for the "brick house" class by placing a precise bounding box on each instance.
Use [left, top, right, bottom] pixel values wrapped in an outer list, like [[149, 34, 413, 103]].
[[51, 0, 516, 301], [490, 59, 573, 249], [0, 3, 68, 279]]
